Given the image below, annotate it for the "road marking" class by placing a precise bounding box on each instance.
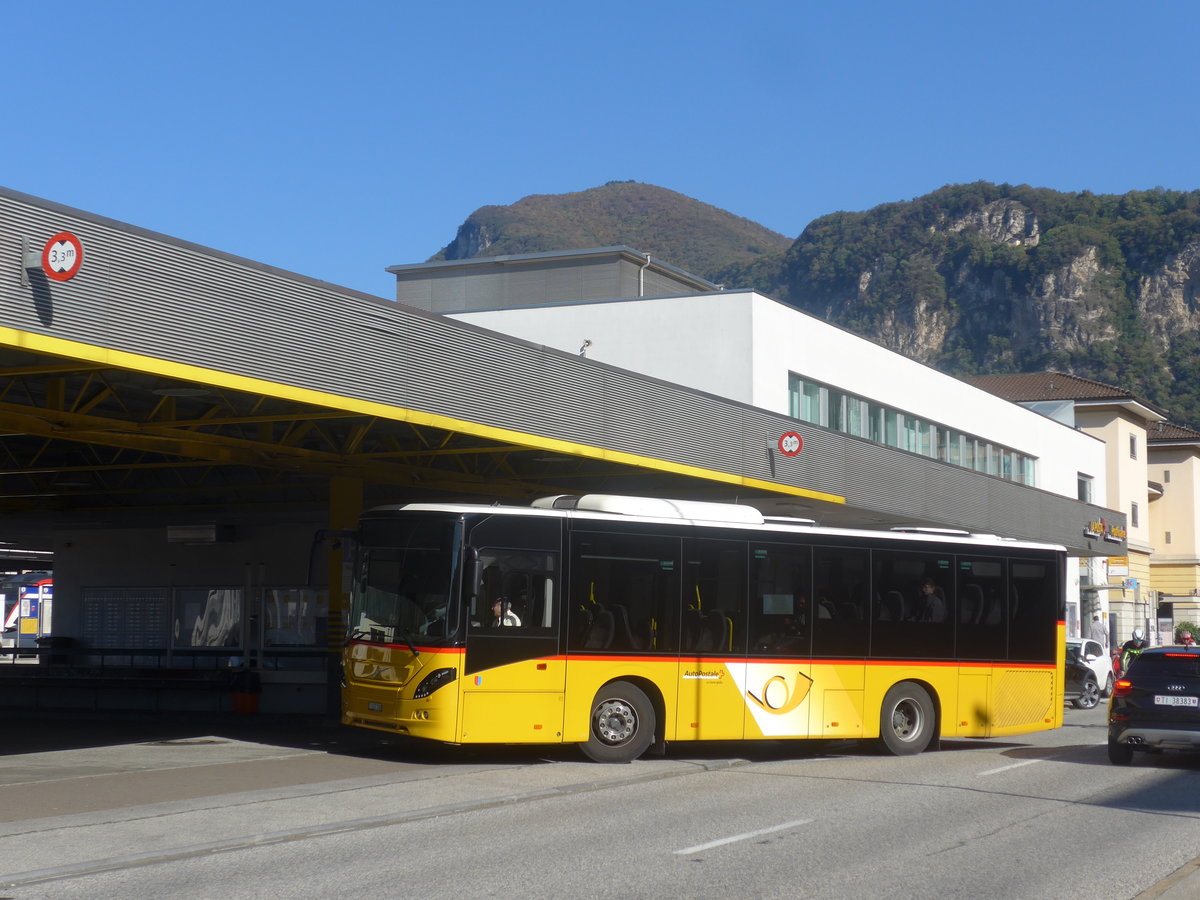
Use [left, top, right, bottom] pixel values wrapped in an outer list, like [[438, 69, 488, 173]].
[[674, 818, 813, 855], [978, 758, 1045, 776]]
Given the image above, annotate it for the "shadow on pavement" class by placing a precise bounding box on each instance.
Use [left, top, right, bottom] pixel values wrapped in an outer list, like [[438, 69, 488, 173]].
[[0, 711, 589, 767]]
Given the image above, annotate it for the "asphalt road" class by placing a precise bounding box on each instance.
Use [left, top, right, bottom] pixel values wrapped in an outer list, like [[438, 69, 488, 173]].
[[1, 705, 1198, 899]]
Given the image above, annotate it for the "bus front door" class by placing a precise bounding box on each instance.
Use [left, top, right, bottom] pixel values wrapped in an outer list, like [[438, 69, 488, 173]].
[[461, 544, 564, 744]]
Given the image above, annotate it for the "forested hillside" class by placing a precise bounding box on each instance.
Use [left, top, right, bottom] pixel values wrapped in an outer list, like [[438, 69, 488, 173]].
[[437, 181, 1200, 428], [430, 181, 792, 277], [723, 182, 1200, 427]]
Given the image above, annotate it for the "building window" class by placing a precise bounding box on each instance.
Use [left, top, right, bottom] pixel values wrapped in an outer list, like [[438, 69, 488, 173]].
[[1131, 501, 1139, 528], [827, 389, 846, 431], [1164, 469, 1172, 483], [801, 380, 822, 425], [1129, 434, 1137, 459], [1166, 531, 1173, 544], [785, 375, 1038, 486], [868, 404, 885, 442], [847, 396, 868, 437], [1077, 474, 1093, 503], [1021, 456, 1036, 484]]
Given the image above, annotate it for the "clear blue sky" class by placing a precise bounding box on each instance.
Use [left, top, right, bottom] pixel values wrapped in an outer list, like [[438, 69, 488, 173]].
[[3, 1, 1197, 298]]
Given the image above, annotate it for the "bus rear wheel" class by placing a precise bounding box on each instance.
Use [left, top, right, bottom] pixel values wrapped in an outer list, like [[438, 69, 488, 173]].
[[879, 682, 936, 756], [580, 681, 656, 763]]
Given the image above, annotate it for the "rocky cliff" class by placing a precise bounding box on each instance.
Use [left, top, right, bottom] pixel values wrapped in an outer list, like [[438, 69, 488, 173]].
[[434, 181, 1200, 427], [747, 183, 1200, 425]]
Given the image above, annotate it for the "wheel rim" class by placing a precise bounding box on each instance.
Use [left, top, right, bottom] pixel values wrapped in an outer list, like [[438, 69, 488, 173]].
[[1084, 682, 1100, 706], [594, 698, 638, 745], [890, 698, 923, 742]]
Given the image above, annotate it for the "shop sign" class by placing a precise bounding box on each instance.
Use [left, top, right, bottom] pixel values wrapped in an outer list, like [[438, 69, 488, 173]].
[[1084, 517, 1126, 543]]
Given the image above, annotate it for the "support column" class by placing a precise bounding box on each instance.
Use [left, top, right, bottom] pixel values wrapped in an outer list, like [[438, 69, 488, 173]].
[[326, 476, 363, 715]]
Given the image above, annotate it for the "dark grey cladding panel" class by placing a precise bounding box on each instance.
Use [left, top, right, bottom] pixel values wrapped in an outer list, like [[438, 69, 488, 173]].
[[787, 422, 1121, 553], [1, 188, 1119, 554]]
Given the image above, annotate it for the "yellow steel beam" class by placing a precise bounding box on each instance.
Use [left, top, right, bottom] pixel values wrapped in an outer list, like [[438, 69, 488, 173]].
[[1, 328, 847, 506]]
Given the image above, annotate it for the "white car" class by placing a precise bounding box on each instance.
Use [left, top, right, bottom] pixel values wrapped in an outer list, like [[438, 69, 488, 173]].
[[1067, 638, 1114, 697]]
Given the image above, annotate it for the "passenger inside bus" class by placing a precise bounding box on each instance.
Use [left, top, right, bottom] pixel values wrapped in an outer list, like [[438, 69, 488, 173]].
[[914, 578, 947, 622]]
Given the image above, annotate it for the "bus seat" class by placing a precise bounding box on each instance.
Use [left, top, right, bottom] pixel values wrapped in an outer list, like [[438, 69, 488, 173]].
[[700, 610, 728, 652], [983, 593, 1002, 625], [960, 584, 983, 624], [571, 605, 593, 644], [608, 604, 638, 651], [883, 590, 905, 622], [631, 616, 655, 650], [582, 609, 614, 649], [682, 607, 704, 651], [818, 600, 836, 619], [839, 601, 862, 622]]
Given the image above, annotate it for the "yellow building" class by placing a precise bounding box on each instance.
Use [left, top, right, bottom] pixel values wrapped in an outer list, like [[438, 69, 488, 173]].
[[1147, 422, 1200, 633], [971, 373, 1168, 645]]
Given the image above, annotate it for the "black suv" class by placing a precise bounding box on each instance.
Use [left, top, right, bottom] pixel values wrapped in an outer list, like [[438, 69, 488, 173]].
[[1108, 646, 1200, 764]]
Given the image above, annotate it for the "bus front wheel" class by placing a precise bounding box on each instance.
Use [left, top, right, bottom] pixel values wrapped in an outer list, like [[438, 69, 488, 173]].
[[879, 682, 936, 756], [580, 681, 656, 763]]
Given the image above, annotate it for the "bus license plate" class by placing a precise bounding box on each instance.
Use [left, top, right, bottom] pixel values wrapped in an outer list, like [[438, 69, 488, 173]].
[[1154, 695, 1199, 707]]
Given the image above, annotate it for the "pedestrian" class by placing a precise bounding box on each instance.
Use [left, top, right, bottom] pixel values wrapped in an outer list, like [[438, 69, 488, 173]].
[[1087, 614, 1108, 648]]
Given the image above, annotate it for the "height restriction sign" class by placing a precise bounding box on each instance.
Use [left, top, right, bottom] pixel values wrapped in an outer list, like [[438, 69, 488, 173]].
[[777, 431, 804, 456], [41, 232, 83, 281]]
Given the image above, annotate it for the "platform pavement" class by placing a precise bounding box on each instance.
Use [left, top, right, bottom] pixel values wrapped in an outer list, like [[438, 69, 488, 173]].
[[0, 711, 733, 890], [1, 713, 1198, 898]]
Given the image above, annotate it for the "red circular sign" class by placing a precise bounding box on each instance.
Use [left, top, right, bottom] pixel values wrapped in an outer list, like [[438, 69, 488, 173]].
[[778, 431, 804, 456], [41, 232, 84, 282]]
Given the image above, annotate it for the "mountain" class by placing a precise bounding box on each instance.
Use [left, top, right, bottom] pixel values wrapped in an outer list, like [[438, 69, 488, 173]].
[[751, 182, 1200, 428], [429, 181, 792, 278], [434, 180, 1200, 428]]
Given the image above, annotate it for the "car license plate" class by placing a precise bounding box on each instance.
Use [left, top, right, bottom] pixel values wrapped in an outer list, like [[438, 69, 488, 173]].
[[1153, 695, 1199, 707]]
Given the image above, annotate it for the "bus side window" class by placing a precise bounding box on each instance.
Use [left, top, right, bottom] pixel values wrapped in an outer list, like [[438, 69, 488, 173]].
[[683, 538, 746, 655], [471, 552, 558, 633], [749, 543, 811, 656], [570, 532, 679, 653], [812, 546, 869, 658]]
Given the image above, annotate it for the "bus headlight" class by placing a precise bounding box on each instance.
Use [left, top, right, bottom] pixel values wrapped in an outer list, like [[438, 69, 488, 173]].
[[413, 667, 457, 699]]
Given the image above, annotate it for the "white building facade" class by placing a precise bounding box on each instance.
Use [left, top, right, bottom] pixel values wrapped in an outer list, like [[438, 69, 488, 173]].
[[452, 290, 1107, 518], [402, 252, 1115, 637]]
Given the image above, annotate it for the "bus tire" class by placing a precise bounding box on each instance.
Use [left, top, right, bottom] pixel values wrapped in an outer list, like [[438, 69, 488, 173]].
[[879, 682, 936, 756], [580, 681, 656, 763]]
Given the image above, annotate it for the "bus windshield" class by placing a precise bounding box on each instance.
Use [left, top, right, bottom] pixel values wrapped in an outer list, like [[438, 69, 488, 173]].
[[349, 517, 461, 646]]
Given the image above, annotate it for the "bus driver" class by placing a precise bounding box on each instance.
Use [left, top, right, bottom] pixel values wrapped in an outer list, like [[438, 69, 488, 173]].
[[491, 599, 521, 627]]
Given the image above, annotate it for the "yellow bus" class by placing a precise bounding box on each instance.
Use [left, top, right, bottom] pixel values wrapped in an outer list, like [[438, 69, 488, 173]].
[[342, 494, 1066, 762]]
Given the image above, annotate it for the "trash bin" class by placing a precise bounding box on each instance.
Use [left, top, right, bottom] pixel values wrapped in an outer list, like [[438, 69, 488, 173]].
[[231, 669, 262, 714]]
